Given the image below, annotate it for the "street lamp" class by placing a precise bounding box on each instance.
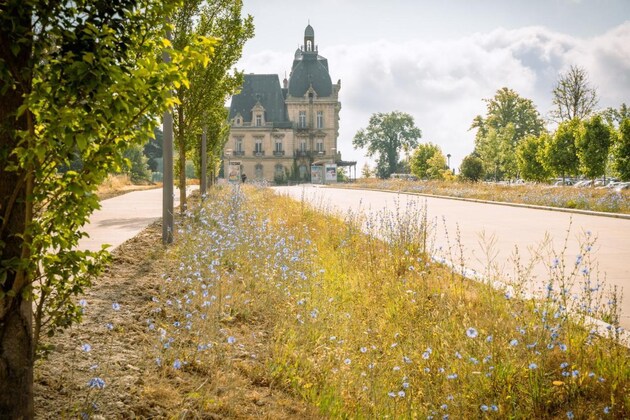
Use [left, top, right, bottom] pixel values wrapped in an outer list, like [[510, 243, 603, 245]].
[[447, 153, 451, 169]]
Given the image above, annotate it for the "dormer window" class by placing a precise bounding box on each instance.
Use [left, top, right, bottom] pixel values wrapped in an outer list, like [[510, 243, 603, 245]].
[[255, 114, 262, 127]]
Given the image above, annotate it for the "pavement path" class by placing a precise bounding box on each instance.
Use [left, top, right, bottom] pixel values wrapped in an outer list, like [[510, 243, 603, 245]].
[[78, 187, 194, 252], [274, 185, 630, 330]]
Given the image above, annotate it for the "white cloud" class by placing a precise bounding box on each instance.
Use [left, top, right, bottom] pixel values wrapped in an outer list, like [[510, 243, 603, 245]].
[[237, 22, 630, 172]]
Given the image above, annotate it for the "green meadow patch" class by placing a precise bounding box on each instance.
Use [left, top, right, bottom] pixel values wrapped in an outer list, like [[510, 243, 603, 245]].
[[146, 185, 629, 418]]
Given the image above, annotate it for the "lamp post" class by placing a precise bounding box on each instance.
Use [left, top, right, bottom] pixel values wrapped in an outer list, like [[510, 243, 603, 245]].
[[447, 153, 451, 169]]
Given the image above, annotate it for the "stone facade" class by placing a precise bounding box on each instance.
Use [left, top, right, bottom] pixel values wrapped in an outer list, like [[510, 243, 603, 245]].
[[226, 24, 341, 182]]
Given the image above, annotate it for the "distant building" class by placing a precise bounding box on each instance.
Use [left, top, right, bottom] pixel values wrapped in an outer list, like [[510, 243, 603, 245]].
[[226, 24, 342, 182]]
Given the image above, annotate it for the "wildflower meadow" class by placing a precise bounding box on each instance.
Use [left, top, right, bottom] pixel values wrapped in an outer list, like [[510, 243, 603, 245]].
[[131, 184, 629, 418]]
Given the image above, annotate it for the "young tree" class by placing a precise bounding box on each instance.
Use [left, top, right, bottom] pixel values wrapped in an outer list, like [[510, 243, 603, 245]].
[[459, 154, 485, 182], [0, 2, 211, 416], [551, 65, 598, 122], [576, 115, 612, 182], [410, 143, 442, 179], [471, 88, 544, 180], [172, 0, 254, 212], [545, 119, 581, 182], [353, 111, 422, 179], [613, 118, 630, 181], [361, 163, 373, 179], [426, 152, 448, 180], [516, 133, 551, 182]]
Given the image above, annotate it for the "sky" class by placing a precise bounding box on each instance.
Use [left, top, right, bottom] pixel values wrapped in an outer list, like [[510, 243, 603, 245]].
[[235, 0, 630, 172]]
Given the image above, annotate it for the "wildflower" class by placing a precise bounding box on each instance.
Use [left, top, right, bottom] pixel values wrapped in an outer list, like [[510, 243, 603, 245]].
[[604, 406, 610, 414], [510, 339, 519, 347], [112, 302, 121, 311], [398, 390, 406, 398], [581, 267, 589, 275], [567, 411, 574, 419], [422, 351, 430, 360], [486, 335, 493, 342], [393, 366, 400, 372], [402, 382, 409, 389], [552, 258, 559, 268], [87, 377, 105, 389], [575, 255, 582, 266], [480, 405, 489, 412], [446, 373, 458, 380], [403, 356, 412, 364], [344, 358, 351, 365], [491, 405, 498, 412], [441, 404, 448, 410], [529, 363, 538, 370], [388, 392, 396, 398], [173, 359, 182, 369], [560, 362, 569, 369], [81, 344, 92, 352], [79, 299, 88, 307], [360, 346, 367, 353], [227, 336, 236, 344], [455, 352, 462, 359], [572, 370, 579, 377], [155, 357, 161, 366], [447, 395, 454, 401], [466, 327, 478, 338], [559, 343, 567, 352]]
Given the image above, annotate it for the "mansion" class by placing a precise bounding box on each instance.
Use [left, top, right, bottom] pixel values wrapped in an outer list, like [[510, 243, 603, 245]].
[[226, 24, 342, 182]]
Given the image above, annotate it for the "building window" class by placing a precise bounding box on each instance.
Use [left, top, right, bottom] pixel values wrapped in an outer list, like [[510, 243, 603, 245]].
[[254, 137, 263, 153], [275, 164, 285, 179], [316, 140, 324, 152], [317, 111, 323, 129], [300, 140, 307, 151], [299, 111, 306, 128], [255, 114, 262, 127], [299, 165, 307, 179], [275, 138, 283, 152], [255, 163, 263, 179], [235, 137, 243, 152]]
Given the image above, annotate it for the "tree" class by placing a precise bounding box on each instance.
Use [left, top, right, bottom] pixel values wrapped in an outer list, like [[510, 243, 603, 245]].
[[172, 0, 254, 212], [614, 118, 630, 180], [459, 154, 485, 182], [353, 111, 422, 179], [516, 133, 551, 182], [551, 65, 598, 122], [471, 88, 544, 180], [411, 143, 440, 179], [361, 163, 373, 178], [545, 119, 581, 182], [0, 2, 211, 416], [426, 152, 448, 180], [575, 115, 612, 182], [601, 103, 629, 127]]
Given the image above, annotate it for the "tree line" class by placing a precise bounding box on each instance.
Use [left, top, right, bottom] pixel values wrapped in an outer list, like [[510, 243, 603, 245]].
[[355, 66, 630, 183]]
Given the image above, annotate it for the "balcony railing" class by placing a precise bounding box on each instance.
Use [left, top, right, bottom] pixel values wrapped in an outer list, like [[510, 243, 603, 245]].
[[273, 150, 285, 156], [253, 151, 265, 156], [233, 150, 245, 157]]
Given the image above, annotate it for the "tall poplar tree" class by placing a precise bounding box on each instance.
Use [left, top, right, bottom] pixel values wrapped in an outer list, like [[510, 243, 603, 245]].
[[171, 0, 254, 211]]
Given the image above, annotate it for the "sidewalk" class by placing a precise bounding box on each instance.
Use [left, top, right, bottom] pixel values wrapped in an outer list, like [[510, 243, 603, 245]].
[[78, 187, 194, 252]]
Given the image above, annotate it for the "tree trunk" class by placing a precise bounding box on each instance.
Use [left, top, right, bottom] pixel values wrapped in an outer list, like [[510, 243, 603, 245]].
[[0, 2, 34, 418], [177, 108, 187, 214]]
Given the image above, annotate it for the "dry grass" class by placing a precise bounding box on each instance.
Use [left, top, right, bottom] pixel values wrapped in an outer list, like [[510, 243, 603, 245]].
[[97, 174, 158, 201], [341, 178, 630, 214], [34, 185, 630, 418]]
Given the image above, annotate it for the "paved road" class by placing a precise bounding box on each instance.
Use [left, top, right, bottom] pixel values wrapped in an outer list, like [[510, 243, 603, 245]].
[[274, 185, 630, 330], [78, 187, 192, 252]]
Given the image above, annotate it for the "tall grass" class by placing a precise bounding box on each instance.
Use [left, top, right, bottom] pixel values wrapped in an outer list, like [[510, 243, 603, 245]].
[[346, 179, 630, 214], [146, 185, 629, 418]]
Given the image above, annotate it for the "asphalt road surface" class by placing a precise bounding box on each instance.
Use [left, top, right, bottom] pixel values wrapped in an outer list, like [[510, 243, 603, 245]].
[[274, 185, 630, 330]]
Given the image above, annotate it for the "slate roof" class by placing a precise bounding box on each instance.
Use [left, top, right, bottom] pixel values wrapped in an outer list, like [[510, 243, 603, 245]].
[[229, 74, 288, 124], [288, 50, 333, 98]]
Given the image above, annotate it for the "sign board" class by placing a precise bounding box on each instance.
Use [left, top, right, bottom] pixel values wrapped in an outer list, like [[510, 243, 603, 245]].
[[228, 161, 241, 183], [311, 165, 324, 184], [325, 164, 337, 183]]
